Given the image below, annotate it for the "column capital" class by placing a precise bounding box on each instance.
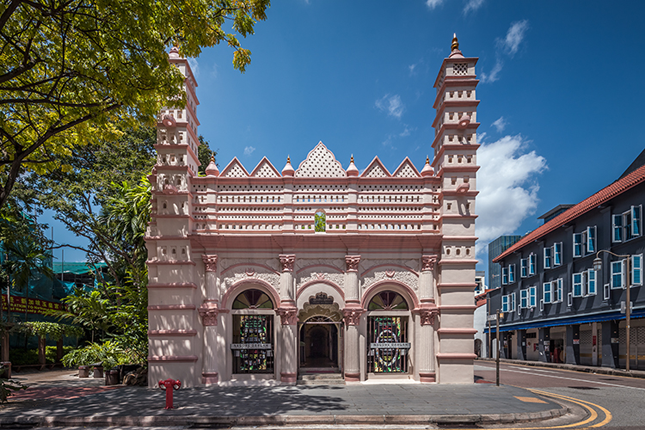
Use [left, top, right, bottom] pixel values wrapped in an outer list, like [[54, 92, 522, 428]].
[[198, 300, 219, 326], [345, 255, 361, 272], [415, 307, 438, 326], [279, 254, 296, 272], [202, 254, 218, 272], [276, 307, 298, 325], [342, 307, 365, 326], [421, 255, 438, 272]]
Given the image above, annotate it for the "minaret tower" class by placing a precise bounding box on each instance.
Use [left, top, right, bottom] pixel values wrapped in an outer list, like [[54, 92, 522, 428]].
[[432, 35, 480, 383], [147, 47, 202, 385]]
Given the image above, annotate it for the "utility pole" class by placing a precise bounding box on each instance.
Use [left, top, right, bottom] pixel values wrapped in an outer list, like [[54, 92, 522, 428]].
[[496, 310, 501, 386]]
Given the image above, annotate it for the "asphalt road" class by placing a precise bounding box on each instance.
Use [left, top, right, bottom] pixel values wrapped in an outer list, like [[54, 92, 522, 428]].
[[475, 361, 645, 429]]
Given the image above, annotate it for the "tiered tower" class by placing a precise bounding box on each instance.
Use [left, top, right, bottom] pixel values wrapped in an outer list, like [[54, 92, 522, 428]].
[[431, 35, 480, 383], [147, 47, 203, 380]]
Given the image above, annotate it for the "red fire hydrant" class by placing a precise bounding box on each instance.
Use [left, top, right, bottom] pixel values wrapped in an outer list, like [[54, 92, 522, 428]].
[[158, 379, 181, 409]]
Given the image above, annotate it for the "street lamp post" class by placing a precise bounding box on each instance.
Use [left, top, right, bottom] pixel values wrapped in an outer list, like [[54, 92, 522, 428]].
[[593, 250, 632, 372]]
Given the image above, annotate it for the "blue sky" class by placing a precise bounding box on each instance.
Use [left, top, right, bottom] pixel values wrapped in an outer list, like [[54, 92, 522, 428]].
[[48, 0, 645, 278]]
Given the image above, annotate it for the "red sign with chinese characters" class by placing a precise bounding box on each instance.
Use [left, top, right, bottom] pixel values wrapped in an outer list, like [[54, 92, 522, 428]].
[[0, 295, 63, 315]]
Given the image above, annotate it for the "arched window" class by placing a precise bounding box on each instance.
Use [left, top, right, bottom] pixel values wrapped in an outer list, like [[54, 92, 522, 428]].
[[367, 290, 410, 374], [368, 291, 409, 311], [233, 289, 273, 309], [231, 288, 275, 374], [314, 210, 326, 232]]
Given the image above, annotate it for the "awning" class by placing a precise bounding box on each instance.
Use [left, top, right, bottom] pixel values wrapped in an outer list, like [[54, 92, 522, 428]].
[[483, 308, 645, 333]]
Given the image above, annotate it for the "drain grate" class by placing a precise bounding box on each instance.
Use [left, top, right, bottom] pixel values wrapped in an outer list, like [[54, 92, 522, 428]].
[[568, 386, 599, 390]]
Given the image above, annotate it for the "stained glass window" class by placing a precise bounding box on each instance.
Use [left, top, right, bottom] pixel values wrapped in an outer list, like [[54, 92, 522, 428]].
[[367, 316, 409, 373], [368, 291, 409, 311], [232, 315, 274, 373], [233, 289, 273, 309]]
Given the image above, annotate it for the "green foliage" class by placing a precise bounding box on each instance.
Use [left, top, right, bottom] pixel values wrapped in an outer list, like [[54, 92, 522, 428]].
[[0, 0, 270, 208], [18, 322, 84, 340], [45, 345, 74, 364], [314, 211, 327, 232], [198, 135, 218, 175], [8, 345, 74, 365], [0, 364, 27, 403], [61, 340, 133, 370], [8, 348, 38, 366]]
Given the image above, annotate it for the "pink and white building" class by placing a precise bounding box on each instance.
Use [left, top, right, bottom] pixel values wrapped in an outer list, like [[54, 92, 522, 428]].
[[146, 37, 480, 386]]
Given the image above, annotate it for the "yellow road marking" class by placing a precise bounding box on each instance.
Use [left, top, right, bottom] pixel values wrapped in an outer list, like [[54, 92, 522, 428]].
[[439, 388, 611, 430], [515, 396, 548, 404]]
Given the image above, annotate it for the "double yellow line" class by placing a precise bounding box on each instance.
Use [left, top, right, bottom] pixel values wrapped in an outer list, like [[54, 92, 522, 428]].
[[437, 388, 612, 430], [525, 388, 612, 429]]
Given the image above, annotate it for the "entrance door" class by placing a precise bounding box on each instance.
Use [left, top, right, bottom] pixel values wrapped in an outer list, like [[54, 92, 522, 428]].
[[300, 316, 339, 369]]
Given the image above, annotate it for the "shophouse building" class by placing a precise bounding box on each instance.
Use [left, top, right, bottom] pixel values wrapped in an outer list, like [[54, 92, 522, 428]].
[[487, 153, 645, 369], [146, 36, 481, 387]]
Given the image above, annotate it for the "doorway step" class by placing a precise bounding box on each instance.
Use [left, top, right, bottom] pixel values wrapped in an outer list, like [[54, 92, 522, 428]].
[[297, 370, 345, 386]]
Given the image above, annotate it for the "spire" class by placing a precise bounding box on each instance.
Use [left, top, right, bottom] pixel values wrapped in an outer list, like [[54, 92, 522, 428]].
[[282, 155, 294, 177], [449, 33, 464, 59], [421, 156, 434, 177], [169, 46, 180, 59], [347, 154, 359, 177], [205, 154, 219, 176]]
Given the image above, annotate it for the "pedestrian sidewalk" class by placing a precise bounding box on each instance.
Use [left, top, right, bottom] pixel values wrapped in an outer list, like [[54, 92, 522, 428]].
[[478, 357, 645, 379], [0, 369, 571, 427]]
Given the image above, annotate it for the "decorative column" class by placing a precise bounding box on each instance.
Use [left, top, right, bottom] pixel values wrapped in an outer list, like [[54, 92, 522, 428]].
[[200, 254, 220, 384], [416, 255, 439, 382], [277, 254, 297, 384], [343, 255, 364, 382]]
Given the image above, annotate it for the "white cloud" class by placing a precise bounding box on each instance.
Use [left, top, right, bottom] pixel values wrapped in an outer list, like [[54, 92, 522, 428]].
[[408, 64, 417, 75], [211, 63, 219, 78], [491, 116, 507, 132], [375, 94, 404, 118], [187, 58, 199, 77], [399, 125, 414, 137], [475, 135, 547, 257], [481, 58, 503, 83], [244, 146, 256, 156], [426, 0, 444, 9], [482, 20, 528, 84], [499, 20, 529, 56], [464, 0, 485, 14]]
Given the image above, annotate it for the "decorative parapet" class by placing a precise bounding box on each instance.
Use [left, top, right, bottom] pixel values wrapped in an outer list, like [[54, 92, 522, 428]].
[[421, 255, 438, 272], [342, 307, 365, 326], [345, 255, 361, 272], [202, 254, 218, 272], [276, 307, 298, 325], [279, 254, 296, 272], [198, 300, 219, 326]]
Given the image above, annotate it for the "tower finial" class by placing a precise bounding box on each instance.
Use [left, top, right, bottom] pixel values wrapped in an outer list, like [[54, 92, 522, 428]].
[[287, 155, 291, 163], [426, 156, 430, 165], [451, 33, 459, 51], [351, 154, 354, 163]]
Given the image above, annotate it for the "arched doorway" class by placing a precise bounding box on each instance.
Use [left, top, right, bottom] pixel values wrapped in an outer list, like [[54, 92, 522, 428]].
[[300, 316, 339, 369]]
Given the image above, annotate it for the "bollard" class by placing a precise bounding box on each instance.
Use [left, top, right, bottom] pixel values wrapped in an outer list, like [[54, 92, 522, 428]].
[[158, 379, 181, 409]]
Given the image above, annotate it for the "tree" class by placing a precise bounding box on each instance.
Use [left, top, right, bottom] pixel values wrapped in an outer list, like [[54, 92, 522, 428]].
[[37, 126, 218, 366], [2, 239, 54, 322], [0, 0, 269, 208], [197, 135, 218, 175]]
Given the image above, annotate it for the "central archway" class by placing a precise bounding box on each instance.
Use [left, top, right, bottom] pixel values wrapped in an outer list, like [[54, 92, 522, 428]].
[[300, 315, 339, 369], [297, 298, 344, 374]]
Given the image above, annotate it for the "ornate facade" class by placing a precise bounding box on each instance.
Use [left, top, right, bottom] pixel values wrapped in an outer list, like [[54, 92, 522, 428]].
[[146, 37, 480, 386]]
